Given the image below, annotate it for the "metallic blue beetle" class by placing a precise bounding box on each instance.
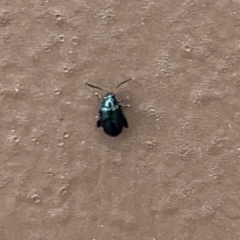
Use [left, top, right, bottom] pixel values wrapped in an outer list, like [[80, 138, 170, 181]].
[[85, 78, 132, 137]]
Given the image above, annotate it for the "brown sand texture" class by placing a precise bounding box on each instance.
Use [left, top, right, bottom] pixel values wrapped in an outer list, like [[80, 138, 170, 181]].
[[1, 1, 240, 239]]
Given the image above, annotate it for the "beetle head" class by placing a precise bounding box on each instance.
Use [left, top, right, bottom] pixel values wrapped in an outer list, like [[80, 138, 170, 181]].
[[104, 92, 115, 99]]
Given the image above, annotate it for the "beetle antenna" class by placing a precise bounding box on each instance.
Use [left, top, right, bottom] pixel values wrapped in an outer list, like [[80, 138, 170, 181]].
[[85, 82, 106, 91], [115, 78, 133, 89]]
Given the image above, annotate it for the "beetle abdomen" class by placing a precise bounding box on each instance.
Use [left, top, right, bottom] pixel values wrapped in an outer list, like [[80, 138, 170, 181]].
[[103, 120, 123, 137]]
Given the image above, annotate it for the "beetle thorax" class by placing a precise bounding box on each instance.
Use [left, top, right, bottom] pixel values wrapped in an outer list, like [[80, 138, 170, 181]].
[[102, 93, 119, 111]]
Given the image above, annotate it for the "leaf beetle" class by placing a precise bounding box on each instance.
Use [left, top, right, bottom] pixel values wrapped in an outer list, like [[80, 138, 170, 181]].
[[85, 78, 132, 137]]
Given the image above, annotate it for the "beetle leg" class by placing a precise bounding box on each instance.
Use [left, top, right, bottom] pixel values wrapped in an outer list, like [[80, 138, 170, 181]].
[[119, 104, 130, 108], [94, 92, 102, 101], [123, 116, 129, 128], [117, 96, 129, 104], [97, 119, 101, 127]]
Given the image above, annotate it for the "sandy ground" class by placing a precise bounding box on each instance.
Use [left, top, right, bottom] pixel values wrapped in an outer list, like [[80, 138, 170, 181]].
[[1, 0, 240, 239]]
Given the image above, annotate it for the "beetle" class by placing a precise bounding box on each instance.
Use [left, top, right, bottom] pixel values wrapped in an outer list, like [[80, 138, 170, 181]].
[[85, 78, 132, 137]]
